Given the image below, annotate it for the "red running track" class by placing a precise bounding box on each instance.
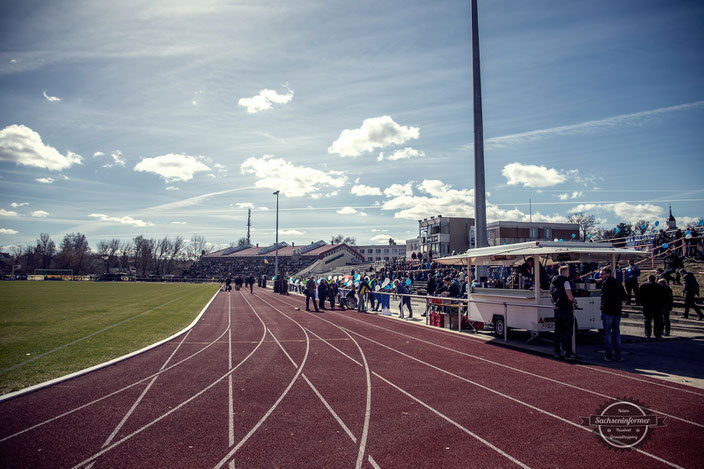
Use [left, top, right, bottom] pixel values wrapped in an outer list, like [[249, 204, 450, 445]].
[[1, 288, 703, 468]]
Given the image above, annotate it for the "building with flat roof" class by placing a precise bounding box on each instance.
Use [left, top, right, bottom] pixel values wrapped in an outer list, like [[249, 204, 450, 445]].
[[354, 244, 405, 263], [406, 216, 475, 259], [487, 220, 580, 246]]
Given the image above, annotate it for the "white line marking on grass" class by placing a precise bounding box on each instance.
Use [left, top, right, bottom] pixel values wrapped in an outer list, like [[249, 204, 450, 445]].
[[212, 293, 310, 469], [1, 292, 196, 375], [1, 292, 226, 442], [71, 296, 269, 469]]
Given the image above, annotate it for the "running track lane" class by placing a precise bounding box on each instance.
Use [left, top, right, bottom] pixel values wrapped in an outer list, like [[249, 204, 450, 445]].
[[0, 288, 701, 468]]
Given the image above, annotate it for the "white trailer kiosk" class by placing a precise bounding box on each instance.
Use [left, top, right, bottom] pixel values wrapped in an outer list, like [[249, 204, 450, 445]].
[[435, 241, 649, 339]]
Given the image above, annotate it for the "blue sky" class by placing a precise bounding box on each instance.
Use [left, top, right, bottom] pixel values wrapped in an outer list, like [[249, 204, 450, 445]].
[[1, 0, 703, 252]]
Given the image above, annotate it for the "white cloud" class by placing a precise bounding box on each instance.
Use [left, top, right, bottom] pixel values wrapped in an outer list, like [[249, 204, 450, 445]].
[[134, 153, 210, 182], [89, 213, 154, 227], [558, 191, 583, 200], [502, 163, 568, 188], [328, 116, 420, 157], [109, 150, 126, 167], [31, 210, 49, 217], [0, 125, 82, 171], [280, 229, 303, 236], [171, 221, 187, 225], [569, 202, 664, 224], [337, 206, 360, 215], [351, 184, 382, 196], [236, 202, 255, 209], [10, 202, 29, 208], [42, 90, 62, 102], [240, 154, 347, 198], [238, 88, 294, 113], [0, 228, 19, 235], [383, 182, 414, 198], [370, 234, 393, 243], [386, 147, 425, 161], [214, 163, 227, 173], [0, 209, 19, 217], [35, 177, 55, 184], [93, 151, 104, 158], [165, 186, 180, 191]]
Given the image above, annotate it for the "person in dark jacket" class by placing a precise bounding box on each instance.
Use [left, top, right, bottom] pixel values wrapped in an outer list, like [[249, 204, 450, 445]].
[[517, 257, 550, 290], [639, 275, 666, 339], [664, 251, 684, 285], [317, 279, 328, 310], [247, 274, 255, 293], [658, 278, 673, 336], [551, 265, 578, 360], [681, 269, 703, 320], [328, 281, 338, 310], [600, 267, 626, 361], [305, 276, 319, 312], [623, 259, 641, 305]]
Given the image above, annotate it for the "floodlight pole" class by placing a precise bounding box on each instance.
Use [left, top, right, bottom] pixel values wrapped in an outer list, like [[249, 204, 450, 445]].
[[274, 190, 280, 284], [471, 0, 487, 250]]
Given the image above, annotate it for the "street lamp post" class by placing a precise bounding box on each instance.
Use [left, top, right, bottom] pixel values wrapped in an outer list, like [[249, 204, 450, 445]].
[[273, 190, 280, 289]]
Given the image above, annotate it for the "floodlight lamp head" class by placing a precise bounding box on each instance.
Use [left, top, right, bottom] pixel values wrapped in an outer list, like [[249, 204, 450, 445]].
[[273, 190, 280, 195]]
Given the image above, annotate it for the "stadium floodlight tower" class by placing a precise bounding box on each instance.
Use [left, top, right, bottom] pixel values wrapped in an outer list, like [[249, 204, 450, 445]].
[[471, 0, 488, 251], [273, 190, 280, 285]]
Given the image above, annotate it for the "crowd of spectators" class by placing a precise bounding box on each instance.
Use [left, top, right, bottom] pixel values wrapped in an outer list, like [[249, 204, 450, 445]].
[[184, 256, 317, 281]]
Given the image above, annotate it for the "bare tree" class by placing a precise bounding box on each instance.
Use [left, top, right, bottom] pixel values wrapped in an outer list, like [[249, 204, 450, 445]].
[[188, 235, 207, 260], [567, 212, 597, 241], [36, 233, 56, 269], [96, 238, 122, 273], [331, 234, 356, 245], [166, 236, 185, 274], [236, 237, 248, 247], [133, 235, 154, 276], [56, 233, 89, 274]]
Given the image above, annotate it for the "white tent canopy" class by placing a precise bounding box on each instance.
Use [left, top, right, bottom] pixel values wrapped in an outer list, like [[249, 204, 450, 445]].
[[435, 241, 650, 266]]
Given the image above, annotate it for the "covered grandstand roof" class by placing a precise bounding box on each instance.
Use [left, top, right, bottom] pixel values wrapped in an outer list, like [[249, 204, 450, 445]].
[[205, 242, 362, 261]]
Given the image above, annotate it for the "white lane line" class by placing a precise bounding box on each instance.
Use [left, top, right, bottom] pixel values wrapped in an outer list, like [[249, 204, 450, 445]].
[[71, 297, 269, 469], [1, 294, 229, 444], [577, 365, 704, 397], [311, 304, 704, 429], [341, 326, 684, 469], [297, 324, 529, 469], [1, 291, 196, 375], [254, 294, 373, 469], [261, 312, 381, 468], [85, 329, 196, 469], [212, 294, 310, 469], [228, 295, 235, 461], [264, 293, 686, 468]]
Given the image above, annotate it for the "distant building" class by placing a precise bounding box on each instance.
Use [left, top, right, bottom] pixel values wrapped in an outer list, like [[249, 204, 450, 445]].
[[354, 244, 405, 263], [406, 216, 475, 259], [487, 221, 580, 246]]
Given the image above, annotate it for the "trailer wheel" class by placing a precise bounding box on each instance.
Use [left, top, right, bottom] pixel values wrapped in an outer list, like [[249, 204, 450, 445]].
[[493, 315, 506, 338]]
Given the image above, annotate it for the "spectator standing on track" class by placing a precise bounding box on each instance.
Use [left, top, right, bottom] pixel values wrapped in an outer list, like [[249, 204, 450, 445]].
[[550, 265, 578, 360], [357, 277, 371, 312], [624, 259, 641, 305], [681, 269, 704, 320], [318, 279, 329, 310], [639, 275, 666, 339], [600, 267, 625, 362], [234, 275, 243, 291], [394, 279, 413, 319], [247, 273, 255, 293], [305, 276, 319, 312], [328, 280, 338, 310], [658, 278, 673, 336], [225, 276, 232, 292]]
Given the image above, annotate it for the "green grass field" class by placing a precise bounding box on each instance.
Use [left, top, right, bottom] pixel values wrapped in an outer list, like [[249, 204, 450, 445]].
[[0, 281, 218, 395]]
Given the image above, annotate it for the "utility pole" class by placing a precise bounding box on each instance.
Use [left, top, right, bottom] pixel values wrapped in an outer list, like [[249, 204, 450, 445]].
[[246, 208, 251, 245], [471, 0, 488, 250]]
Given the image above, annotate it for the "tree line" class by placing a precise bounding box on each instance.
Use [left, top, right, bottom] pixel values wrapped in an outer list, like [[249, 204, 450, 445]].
[[3, 233, 209, 276]]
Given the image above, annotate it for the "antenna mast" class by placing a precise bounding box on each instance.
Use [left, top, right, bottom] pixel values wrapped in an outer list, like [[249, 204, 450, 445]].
[[247, 208, 252, 244]]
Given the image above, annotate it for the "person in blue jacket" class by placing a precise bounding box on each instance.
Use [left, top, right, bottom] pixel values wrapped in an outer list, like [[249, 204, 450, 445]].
[[624, 259, 641, 305]]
